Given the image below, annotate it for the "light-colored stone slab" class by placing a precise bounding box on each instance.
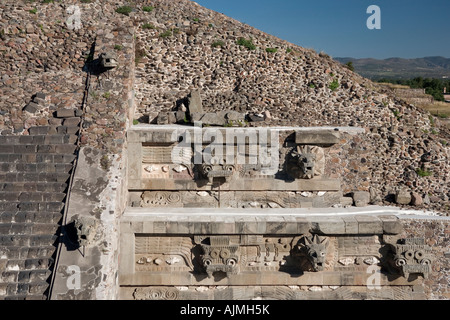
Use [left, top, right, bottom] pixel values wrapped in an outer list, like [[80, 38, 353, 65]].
[[119, 271, 419, 287], [341, 215, 359, 234], [295, 130, 341, 145], [308, 217, 346, 235], [354, 215, 383, 234], [379, 215, 403, 234], [133, 178, 341, 191]]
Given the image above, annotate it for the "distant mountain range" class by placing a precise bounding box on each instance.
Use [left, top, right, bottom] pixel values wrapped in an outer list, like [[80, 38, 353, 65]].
[[334, 56, 450, 80]]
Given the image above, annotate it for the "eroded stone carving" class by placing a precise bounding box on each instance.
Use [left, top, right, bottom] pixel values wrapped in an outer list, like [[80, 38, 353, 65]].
[[200, 158, 236, 185], [127, 233, 432, 289], [135, 236, 194, 271], [389, 238, 433, 279], [197, 236, 240, 278], [133, 287, 179, 300], [293, 234, 329, 271], [99, 52, 118, 69], [194, 235, 298, 276], [140, 191, 182, 207], [129, 285, 422, 300], [288, 145, 324, 179], [142, 146, 174, 164], [240, 236, 292, 269], [73, 216, 101, 247]]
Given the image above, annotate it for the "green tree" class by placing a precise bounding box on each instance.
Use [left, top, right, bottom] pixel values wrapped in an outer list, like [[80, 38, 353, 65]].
[[345, 61, 354, 72]]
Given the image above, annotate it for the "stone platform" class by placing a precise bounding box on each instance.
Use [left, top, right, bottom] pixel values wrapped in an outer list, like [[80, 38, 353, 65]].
[[117, 206, 445, 300]]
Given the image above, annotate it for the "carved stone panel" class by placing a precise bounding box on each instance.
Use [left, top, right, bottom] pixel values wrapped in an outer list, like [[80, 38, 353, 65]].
[[126, 285, 423, 300], [197, 236, 240, 278], [291, 234, 334, 271], [120, 229, 434, 291], [128, 128, 343, 194], [389, 238, 433, 279], [133, 287, 180, 300], [334, 235, 383, 271], [193, 235, 297, 274], [287, 145, 325, 179], [140, 191, 182, 208], [137, 190, 346, 209], [142, 145, 174, 164], [134, 236, 194, 272], [130, 234, 398, 277]]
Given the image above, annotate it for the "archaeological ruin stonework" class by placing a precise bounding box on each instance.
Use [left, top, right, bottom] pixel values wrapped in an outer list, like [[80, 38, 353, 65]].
[[0, 0, 449, 301]]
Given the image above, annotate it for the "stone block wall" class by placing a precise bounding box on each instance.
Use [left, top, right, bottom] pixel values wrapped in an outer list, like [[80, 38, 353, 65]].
[[393, 88, 434, 105], [126, 126, 375, 209], [118, 209, 449, 300]]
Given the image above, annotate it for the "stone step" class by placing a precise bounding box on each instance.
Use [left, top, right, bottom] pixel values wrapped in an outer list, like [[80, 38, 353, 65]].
[[55, 108, 83, 119], [3, 294, 47, 300], [0, 144, 77, 154], [0, 270, 51, 285], [0, 246, 56, 260], [0, 192, 66, 203], [0, 281, 50, 297], [2, 258, 54, 272], [0, 234, 58, 247], [0, 202, 21, 212], [0, 223, 60, 236], [0, 212, 62, 224], [1, 270, 53, 283], [0, 182, 68, 193], [0, 163, 73, 174], [0, 134, 78, 146], [28, 125, 80, 136], [0, 172, 71, 183], [0, 201, 65, 213], [28, 281, 51, 296], [0, 153, 77, 164]]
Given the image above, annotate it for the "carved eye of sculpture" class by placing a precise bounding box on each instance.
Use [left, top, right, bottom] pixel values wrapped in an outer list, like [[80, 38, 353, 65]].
[[320, 251, 325, 257], [210, 249, 220, 259], [420, 259, 431, 265], [220, 248, 231, 259], [203, 165, 213, 173], [404, 250, 415, 260], [226, 258, 237, 266], [203, 259, 213, 266], [415, 250, 424, 260], [224, 165, 234, 172], [395, 258, 407, 267]]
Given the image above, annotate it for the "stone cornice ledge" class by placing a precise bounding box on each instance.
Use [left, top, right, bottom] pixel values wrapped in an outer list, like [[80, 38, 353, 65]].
[[121, 205, 450, 236], [123, 205, 444, 218]]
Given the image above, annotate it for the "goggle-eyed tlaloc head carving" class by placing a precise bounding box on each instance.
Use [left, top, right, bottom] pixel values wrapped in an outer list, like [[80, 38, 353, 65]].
[[201, 157, 235, 184]]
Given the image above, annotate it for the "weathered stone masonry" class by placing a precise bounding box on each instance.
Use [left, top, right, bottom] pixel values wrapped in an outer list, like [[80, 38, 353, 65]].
[[49, 10, 135, 300]]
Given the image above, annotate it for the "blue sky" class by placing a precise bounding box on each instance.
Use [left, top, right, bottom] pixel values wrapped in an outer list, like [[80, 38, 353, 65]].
[[194, 0, 450, 59]]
